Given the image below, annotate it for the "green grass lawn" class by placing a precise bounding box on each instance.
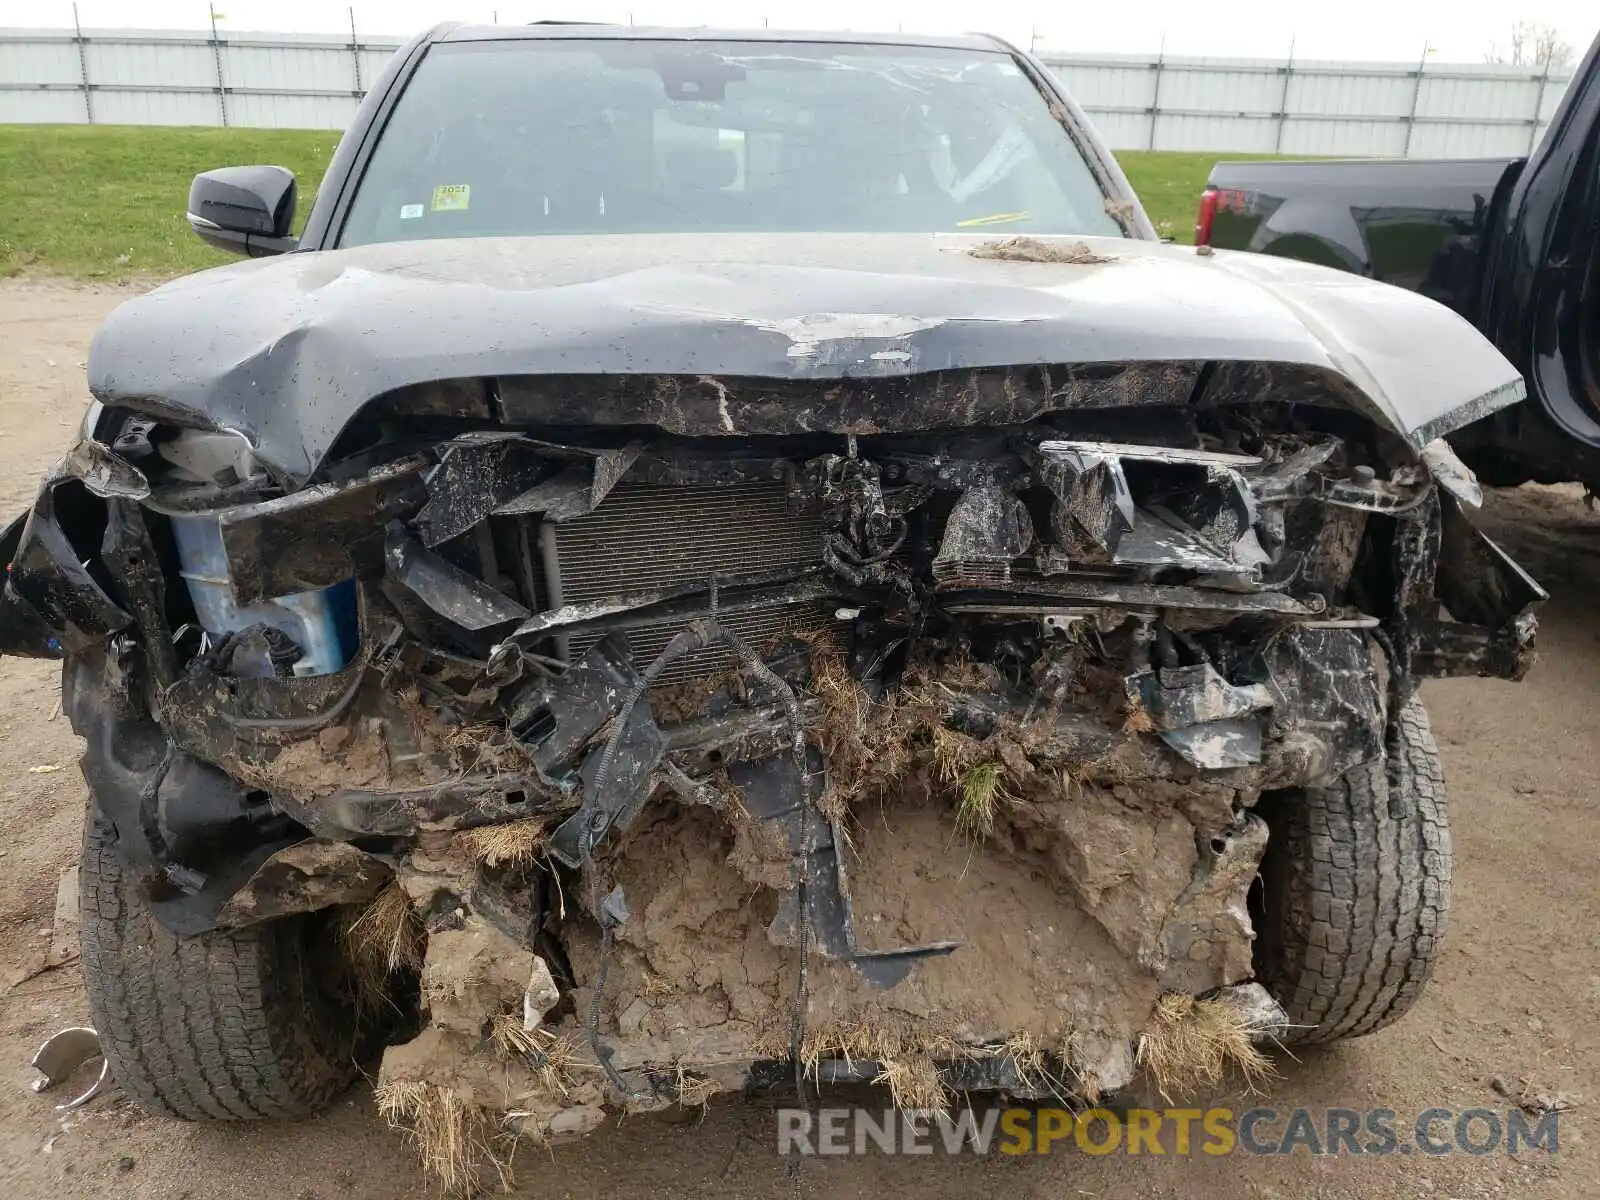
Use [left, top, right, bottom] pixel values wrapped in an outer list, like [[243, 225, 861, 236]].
[[1116, 150, 1249, 242], [0, 126, 1266, 281], [0, 125, 339, 279]]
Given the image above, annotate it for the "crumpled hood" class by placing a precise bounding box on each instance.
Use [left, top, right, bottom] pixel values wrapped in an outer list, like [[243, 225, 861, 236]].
[[88, 232, 1525, 481]]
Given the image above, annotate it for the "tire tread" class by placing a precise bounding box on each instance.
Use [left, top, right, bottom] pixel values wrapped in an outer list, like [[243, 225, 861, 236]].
[[1256, 697, 1451, 1045]]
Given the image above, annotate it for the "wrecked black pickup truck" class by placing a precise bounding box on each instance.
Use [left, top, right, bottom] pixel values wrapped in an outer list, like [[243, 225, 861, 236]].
[[0, 23, 1547, 1177]]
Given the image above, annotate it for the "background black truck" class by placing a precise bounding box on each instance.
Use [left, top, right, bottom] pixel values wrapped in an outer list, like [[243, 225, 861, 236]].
[[1198, 33, 1600, 491]]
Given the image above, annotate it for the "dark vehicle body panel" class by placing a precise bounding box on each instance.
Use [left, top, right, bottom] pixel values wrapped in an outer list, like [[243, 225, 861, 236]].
[[1205, 157, 1520, 317], [1203, 32, 1600, 487], [1475, 32, 1600, 482]]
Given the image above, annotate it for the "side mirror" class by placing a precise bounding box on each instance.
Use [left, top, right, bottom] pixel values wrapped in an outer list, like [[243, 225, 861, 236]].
[[187, 165, 298, 258]]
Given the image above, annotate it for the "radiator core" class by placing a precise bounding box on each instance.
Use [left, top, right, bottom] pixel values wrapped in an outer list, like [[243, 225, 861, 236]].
[[548, 480, 826, 685]]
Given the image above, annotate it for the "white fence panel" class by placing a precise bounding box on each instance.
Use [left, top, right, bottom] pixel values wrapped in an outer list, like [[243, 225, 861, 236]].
[[1050, 58, 1159, 113], [226, 91, 359, 130], [226, 43, 358, 94], [0, 33, 81, 84], [0, 26, 402, 129], [1042, 50, 1573, 158], [1158, 113, 1279, 154], [1, 88, 84, 121], [0, 27, 1579, 159], [90, 88, 219, 125], [1288, 70, 1416, 120], [82, 37, 214, 87], [1161, 61, 1286, 115], [1280, 118, 1409, 158]]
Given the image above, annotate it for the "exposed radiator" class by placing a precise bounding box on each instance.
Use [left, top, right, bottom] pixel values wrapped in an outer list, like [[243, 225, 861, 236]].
[[548, 481, 826, 685]]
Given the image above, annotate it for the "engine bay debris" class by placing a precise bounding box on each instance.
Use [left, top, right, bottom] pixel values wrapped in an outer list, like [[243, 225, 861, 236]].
[[0, 374, 1546, 1175]]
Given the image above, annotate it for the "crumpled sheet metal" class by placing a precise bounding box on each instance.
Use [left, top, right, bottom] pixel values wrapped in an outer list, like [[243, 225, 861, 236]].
[[1037, 445, 1135, 557], [30, 1027, 108, 1112], [1037, 441, 1271, 580], [1126, 663, 1276, 769]]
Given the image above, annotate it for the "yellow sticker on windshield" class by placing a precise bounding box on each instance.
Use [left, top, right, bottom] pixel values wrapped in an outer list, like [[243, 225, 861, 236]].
[[957, 210, 1032, 228], [431, 184, 471, 212]]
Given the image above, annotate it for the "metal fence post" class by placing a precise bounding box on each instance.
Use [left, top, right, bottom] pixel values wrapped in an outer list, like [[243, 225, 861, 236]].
[[348, 7, 363, 96], [209, 7, 228, 126], [1528, 65, 1551, 153], [1401, 44, 1428, 158], [1273, 41, 1295, 153], [71, 3, 93, 122], [1147, 42, 1165, 151]]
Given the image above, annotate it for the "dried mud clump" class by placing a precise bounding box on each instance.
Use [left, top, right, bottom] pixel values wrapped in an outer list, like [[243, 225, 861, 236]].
[[365, 630, 1283, 1163], [970, 236, 1112, 265], [232, 692, 539, 806]]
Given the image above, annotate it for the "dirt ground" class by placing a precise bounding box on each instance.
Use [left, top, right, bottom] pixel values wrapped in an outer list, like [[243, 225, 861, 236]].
[[0, 278, 1595, 1199]]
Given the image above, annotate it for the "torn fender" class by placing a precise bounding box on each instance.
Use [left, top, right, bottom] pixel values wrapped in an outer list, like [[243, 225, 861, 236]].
[[0, 484, 130, 659]]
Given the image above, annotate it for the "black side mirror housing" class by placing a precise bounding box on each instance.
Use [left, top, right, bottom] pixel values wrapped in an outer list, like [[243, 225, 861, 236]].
[[187, 165, 299, 257]]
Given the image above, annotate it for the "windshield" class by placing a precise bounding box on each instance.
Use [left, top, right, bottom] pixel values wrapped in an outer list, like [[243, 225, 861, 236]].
[[339, 39, 1123, 245]]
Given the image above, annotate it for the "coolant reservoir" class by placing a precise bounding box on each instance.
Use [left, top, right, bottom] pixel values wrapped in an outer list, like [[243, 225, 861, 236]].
[[158, 431, 357, 677], [169, 513, 358, 677]]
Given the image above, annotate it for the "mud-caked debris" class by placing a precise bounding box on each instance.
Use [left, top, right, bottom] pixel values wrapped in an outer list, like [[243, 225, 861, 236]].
[[970, 236, 1113, 264]]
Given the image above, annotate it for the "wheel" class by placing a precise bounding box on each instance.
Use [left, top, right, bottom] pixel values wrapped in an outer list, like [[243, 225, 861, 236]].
[[1252, 696, 1451, 1046], [79, 806, 365, 1120]]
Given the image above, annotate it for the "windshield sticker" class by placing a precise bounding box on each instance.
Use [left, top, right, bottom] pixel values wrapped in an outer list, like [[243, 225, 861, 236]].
[[957, 210, 1032, 228], [431, 184, 471, 212], [399, 203, 425, 220]]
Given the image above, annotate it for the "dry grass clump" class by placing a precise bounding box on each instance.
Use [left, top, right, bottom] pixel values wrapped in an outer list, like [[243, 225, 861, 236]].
[[790, 1020, 962, 1112], [640, 972, 676, 999], [932, 724, 1018, 842], [341, 882, 425, 1011], [930, 724, 982, 784], [457, 819, 547, 868], [1121, 694, 1156, 734], [1001, 1030, 1049, 1092], [439, 722, 536, 776], [808, 635, 1018, 824], [874, 1056, 949, 1112], [375, 1080, 508, 1195], [806, 635, 915, 817], [650, 666, 747, 724], [673, 1062, 723, 1109], [766, 1017, 1106, 1111], [956, 761, 1007, 840], [1136, 992, 1275, 1103], [489, 1013, 586, 1098]]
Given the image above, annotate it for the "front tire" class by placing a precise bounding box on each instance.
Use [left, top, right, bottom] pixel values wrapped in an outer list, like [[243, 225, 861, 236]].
[[1253, 697, 1451, 1045], [79, 808, 365, 1120]]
